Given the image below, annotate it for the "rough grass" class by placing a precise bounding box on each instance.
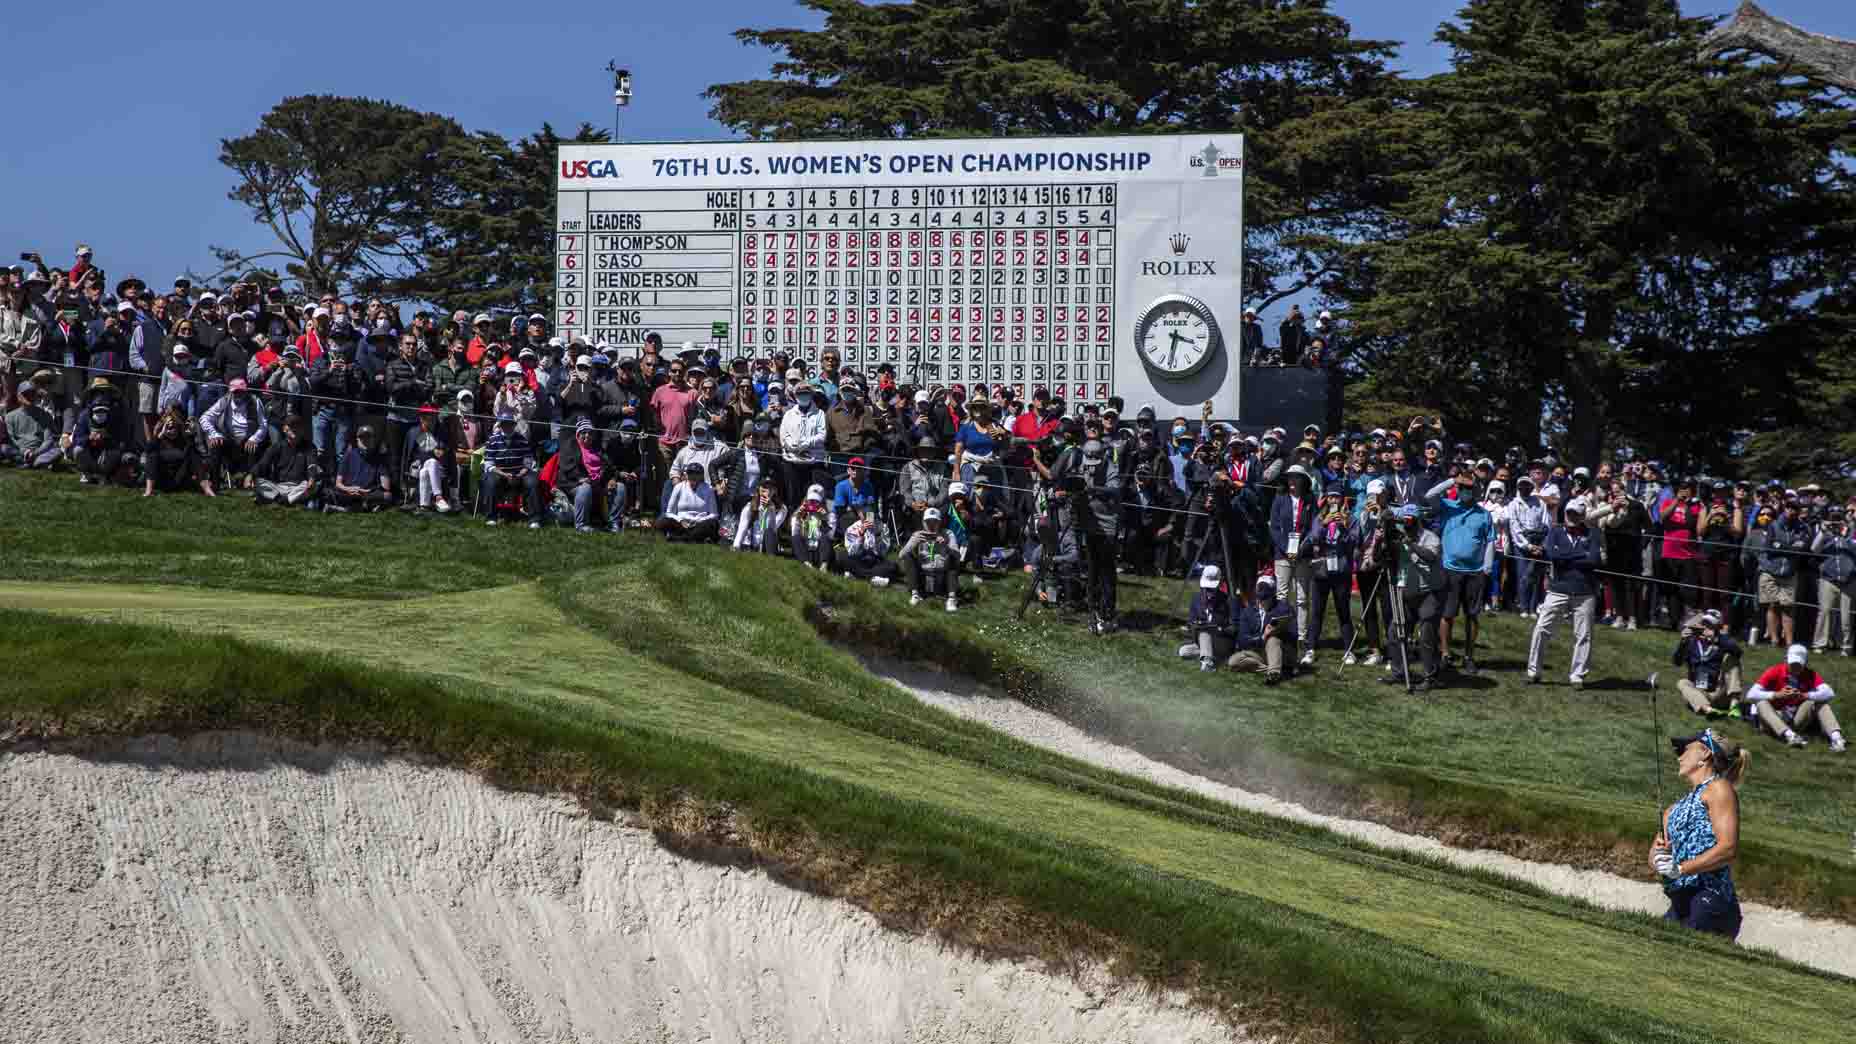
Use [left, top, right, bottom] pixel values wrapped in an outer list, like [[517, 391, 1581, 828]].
[[8, 606, 1856, 1044], [4, 466, 1852, 922]]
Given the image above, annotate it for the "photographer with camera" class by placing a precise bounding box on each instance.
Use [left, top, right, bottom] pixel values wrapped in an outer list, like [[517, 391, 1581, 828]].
[[1589, 479, 1649, 630], [1674, 610, 1743, 717], [1380, 503, 1444, 692], [1810, 507, 1856, 656]]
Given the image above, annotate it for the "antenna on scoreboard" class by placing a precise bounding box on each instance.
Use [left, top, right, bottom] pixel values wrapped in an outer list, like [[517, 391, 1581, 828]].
[[605, 62, 632, 141]]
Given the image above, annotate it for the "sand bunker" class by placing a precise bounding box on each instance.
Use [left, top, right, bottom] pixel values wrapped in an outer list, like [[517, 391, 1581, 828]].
[[0, 733, 1237, 1044], [863, 655, 1856, 980]]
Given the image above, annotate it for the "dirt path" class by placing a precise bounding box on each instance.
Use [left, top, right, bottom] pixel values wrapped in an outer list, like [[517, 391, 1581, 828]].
[[0, 733, 1238, 1044], [864, 655, 1856, 980]]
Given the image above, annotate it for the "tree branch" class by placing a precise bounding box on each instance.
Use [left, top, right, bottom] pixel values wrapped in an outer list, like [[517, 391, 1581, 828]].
[[1702, 1, 1856, 92]]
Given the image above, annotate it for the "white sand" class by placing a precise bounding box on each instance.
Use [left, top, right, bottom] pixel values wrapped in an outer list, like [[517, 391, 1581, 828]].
[[0, 733, 1240, 1044], [864, 655, 1856, 979]]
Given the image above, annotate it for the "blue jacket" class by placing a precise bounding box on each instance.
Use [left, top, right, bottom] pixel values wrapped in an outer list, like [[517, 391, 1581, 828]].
[[1758, 516, 1809, 579], [1427, 479, 1495, 574], [1235, 596, 1297, 650], [1545, 525, 1602, 597], [1270, 492, 1315, 559]]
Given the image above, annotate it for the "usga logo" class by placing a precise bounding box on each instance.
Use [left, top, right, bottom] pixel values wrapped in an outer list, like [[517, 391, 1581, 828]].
[[561, 159, 620, 179]]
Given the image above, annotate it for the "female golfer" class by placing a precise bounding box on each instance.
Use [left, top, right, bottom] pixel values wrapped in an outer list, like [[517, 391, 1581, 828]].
[[1651, 728, 1749, 939]]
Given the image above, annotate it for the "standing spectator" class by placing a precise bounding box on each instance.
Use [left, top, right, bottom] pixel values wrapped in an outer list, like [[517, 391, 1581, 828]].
[[650, 357, 701, 505], [1756, 497, 1810, 648], [384, 332, 432, 474], [1659, 478, 1705, 628], [1383, 504, 1444, 691], [1270, 464, 1317, 640], [1429, 465, 1495, 675], [1811, 508, 1856, 656], [779, 382, 828, 508], [1305, 482, 1359, 666], [1277, 304, 1307, 367], [1, 281, 44, 411], [1527, 496, 1603, 689], [825, 380, 887, 469], [1239, 308, 1265, 365], [1507, 475, 1550, 617], [1593, 480, 1648, 630], [1744, 645, 1844, 752]]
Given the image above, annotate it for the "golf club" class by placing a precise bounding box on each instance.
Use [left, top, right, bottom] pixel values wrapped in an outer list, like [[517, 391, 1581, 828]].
[[1647, 671, 1664, 824]]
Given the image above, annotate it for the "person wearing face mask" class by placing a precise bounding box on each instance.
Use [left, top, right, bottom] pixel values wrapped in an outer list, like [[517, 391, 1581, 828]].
[[671, 417, 726, 489], [825, 380, 887, 473], [779, 382, 829, 508], [554, 416, 619, 532], [557, 353, 602, 430], [199, 376, 267, 489], [157, 340, 197, 418], [712, 412, 782, 531]]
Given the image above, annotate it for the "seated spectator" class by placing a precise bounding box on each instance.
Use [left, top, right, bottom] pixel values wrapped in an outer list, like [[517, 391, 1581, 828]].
[[834, 508, 898, 583], [481, 410, 541, 528], [253, 418, 317, 508], [1745, 645, 1844, 752], [1233, 575, 1296, 685], [967, 475, 1017, 570], [672, 418, 725, 487], [556, 416, 617, 532], [157, 340, 195, 418], [789, 483, 833, 568], [900, 435, 950, 532], [199, 376, 267, 488], [733, 481, 787, 555], [1666, 610, 1738, 719], [327, 425, 392, 513], [654, 460, 719, 542], [899, 506, 961, 612], [141, 405, 207, 497], [408, 404, 454, 514], [70, 395, 132, 485], [1177, 565, 1238, 671], [3, 375, 64, 469]]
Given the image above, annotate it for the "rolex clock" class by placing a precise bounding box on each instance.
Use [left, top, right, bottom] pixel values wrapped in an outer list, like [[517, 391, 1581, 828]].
[[1134, 294, 1220, 380]]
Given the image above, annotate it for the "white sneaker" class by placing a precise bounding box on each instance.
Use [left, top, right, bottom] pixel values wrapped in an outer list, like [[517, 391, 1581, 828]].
[[1298, 651, 1315, 667], [528, 521, 542, 529], [435, 497, 453, 514], [486, 518, 499, 527], [870, 576, 890, 587], [1363, 652, 1381, 667], [1199, 658, 1216, 672], [1627, 619, 1639, 631], [910, 592, 923, 607], [1611, 618, 1625, 630], [945, 595, 959, 613], [1786, 731, 1808, 749], [1829, 735, 1846, 754], [1342, 652, 1357, 666]]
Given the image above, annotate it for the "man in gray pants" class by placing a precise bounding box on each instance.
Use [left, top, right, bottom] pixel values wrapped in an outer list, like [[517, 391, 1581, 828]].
[[1528, 496, 1603, 689]]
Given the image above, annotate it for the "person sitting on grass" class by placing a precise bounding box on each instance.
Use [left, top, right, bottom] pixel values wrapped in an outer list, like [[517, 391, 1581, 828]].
[[900, 506, 962, 612], [199, 376, 268, 489], [252, 417, 317, 508], [789, 483, 833, 568], [1232, 575, 1296, 685], [1673, 610, 1743, 718], [482, 410, 541, 528], [141, 405, 208, 497], [835, 507, 899, 583], [1744, 644, 1845, 752], [830, 456, 879, 545], [69, 398, 132, 485], [1177, 564, 1238, 671], [327, 424, 392, 513], [3, 376, 63, 469], [733, 480, 787, 555], [654, 460, 720, 543]]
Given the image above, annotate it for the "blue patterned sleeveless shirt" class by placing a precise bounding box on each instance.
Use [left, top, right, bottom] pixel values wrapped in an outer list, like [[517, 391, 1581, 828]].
[[1665, 775, 1735, 901]]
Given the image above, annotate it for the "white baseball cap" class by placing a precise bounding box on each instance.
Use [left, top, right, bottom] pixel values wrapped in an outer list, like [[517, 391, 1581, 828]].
[[805, 484, 825, 503], [574, 354, 591, 367], [503, 361, 523, 374], [1540, 484, 1563, 500], [1366, 479, 1386, 496], [115, 300, 135, 313], [1199, 564, 1223, 590], [1787, 643, 1809, 665], [923, 507, 942, 521], [1565, 496, 1588, 515], [948, 481, 970, 496], [474, 313, 492, 324], [313, 306, 331, 318], [681, 340, 697, 352]]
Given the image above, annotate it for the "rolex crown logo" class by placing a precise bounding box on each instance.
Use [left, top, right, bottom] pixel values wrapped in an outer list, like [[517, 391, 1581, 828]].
[[1169, 233, 1190, 256]]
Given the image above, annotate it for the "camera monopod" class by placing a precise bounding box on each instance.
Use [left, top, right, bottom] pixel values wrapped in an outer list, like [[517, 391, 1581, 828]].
[[1646, 671, 1665, 822]]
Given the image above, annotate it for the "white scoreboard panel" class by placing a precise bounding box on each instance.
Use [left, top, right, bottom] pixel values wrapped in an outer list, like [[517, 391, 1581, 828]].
[[555, 134, 1243, 414]]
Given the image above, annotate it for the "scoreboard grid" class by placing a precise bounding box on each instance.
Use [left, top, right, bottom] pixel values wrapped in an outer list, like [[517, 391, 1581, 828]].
[[557, 183, 1119, 404]]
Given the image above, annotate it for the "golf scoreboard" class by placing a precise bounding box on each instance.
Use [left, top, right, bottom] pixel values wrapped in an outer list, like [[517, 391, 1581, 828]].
[[555, 134, 1243, 414]]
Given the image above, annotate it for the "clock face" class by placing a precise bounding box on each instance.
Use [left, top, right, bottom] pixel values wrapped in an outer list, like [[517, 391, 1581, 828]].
[[1134, 295, 1220, 379]]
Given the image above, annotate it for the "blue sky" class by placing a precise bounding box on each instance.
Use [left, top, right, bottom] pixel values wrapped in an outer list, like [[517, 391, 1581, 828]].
[[4, 1, 1847, 291]]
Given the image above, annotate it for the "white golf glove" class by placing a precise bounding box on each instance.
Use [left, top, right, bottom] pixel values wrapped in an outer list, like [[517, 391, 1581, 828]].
[[1652, 851, 1678, 879]]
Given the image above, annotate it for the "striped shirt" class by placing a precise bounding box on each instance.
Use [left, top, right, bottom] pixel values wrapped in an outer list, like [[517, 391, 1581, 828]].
[[484, 428, 532, 472]]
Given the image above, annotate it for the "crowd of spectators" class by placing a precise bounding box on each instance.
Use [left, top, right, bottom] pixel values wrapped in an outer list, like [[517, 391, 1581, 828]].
[[0, 245, 1844, 753]]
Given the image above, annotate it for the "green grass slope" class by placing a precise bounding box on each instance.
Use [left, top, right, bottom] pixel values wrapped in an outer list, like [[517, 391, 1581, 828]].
[[4, 469, 1855, 1044]]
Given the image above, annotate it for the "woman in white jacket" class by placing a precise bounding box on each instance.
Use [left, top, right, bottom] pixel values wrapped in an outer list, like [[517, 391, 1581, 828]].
[[733, 481, 788, 555], [778, 386, 828, 507]]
